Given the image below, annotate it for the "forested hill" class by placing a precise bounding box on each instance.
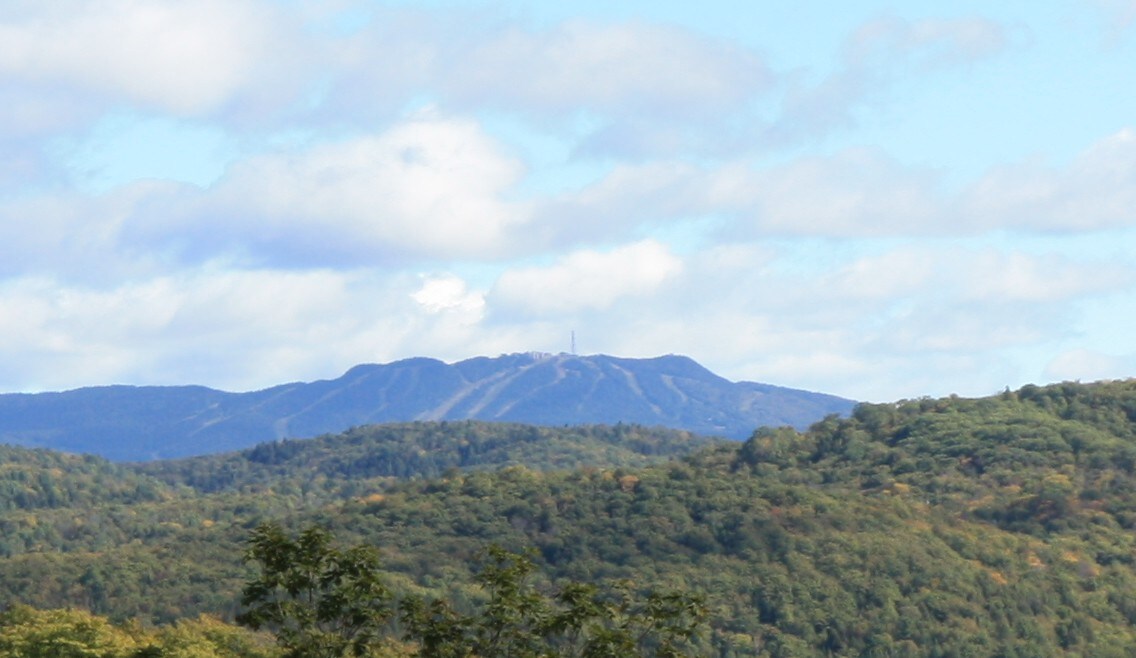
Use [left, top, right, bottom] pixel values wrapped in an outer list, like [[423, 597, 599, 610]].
[[4, 379, 1136, 655], [0, 353, 853, 461], [134, 421, 720, 494]]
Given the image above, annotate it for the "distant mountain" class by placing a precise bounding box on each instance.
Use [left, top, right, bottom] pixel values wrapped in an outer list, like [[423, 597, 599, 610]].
[[0, 353, 854, 460]]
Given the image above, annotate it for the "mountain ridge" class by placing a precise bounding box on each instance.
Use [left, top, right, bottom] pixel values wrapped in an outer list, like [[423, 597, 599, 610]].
[[0, 353, 854, 461]]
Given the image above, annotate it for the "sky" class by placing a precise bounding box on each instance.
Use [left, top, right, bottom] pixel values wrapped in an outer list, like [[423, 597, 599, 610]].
[[1, 0, 1135, 402]]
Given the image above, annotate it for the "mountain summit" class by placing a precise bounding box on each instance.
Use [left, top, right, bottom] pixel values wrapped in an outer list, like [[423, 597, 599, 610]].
[[0, 353, 854, 460]]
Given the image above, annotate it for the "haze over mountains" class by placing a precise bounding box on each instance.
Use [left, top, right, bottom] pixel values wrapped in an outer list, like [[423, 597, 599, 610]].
[[0, 353, 853, 461]]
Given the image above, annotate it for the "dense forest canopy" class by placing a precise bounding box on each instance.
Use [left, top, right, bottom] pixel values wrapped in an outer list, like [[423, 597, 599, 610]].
[[2, 380, 1136, 655]]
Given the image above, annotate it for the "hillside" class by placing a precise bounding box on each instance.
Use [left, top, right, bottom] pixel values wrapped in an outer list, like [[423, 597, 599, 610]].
[[135, 421, 720, 494], [3, 379, 1136, 655], [0, 353, 853, 461]]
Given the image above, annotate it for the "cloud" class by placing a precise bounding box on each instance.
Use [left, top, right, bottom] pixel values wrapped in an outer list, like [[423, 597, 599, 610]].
[[0, 0, 292, 116], [732, 150, 945, 236], [489, 240, 683, 316], [533, 148, 946, 240], [957, 250, 1134, 302], [570, 243, 1133, 398], [412, 275, 486, 319], [322, 13, 775, 158], [770, 15, 1009, 143], [0, 267, 491, 392], [966, 128, 1136, 231], [540, 127, 1136, 241], [121, 114, 530, 265], [443, 20, 771, 119]]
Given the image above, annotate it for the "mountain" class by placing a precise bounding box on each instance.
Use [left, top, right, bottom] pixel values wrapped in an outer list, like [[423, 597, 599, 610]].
[[0, 353, 854, 461]]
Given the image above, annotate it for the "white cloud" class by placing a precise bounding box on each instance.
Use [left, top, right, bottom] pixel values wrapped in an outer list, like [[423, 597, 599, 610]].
[[0, 0, 288, 116], [0, 267, 493, 392], [735, 150, 944, 236], [444, 20, 771, 118], [535, 149, 946, 240], [412, 275, 486, 319], [490, 240, 683, 315], [122, 114, 530, 264], [966, 128, 1136, 231], [319, 13, 775, 157], [958, 250, 1134, 302], [540, 127, 1136, 241]]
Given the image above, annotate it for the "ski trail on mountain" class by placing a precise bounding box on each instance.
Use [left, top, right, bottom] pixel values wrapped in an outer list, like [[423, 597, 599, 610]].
[[609, 363, 663, 416], [492, 358, 570, 417], [416, 369, 510, 420]]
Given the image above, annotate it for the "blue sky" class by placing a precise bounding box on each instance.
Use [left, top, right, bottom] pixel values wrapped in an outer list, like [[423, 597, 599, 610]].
[[1, 0, 1135, 402]]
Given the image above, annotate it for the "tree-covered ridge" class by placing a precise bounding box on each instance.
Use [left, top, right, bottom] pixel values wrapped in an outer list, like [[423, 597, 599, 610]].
[[4, 380, 1136, 655], [0, 445, 169, 511], [0, 422, 715, 624], [135, 421, 720, 495]]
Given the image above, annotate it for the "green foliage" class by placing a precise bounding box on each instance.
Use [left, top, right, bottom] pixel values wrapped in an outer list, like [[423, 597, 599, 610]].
[[0, 446, 166, 513], [238, 525, 706, 657], [400, 544, 707, 658], [137, 422, 717, 496], [0, 606, 273, 658], [0, 605, 144, 657], [237, 524, 394, 658], [9, 381, 1136, 655]]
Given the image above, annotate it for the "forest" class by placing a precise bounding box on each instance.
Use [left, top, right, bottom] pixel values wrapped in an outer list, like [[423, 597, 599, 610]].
[[3, 380, 1136, 656]]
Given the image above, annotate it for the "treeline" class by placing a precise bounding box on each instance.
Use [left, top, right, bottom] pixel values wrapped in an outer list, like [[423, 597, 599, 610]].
[[3, 381, 1136, 655]]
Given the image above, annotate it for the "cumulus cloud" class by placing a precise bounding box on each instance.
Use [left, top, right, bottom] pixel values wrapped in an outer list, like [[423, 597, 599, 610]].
[[120, 114, 530, 265], [479, 241, 1124, 401], [0, 267, 497, 392], [0, 0, 293, 116], [490, 240, 683, 316], [412, 275, 486, 319]]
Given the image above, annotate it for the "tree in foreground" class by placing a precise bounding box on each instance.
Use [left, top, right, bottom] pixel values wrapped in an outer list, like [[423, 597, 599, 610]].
[[237, 523, 396, 658], [238, 524, 707, 657]]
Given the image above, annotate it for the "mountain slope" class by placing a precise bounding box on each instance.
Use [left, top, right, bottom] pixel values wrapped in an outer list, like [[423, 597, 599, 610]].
[[0, 353, 853, 460]]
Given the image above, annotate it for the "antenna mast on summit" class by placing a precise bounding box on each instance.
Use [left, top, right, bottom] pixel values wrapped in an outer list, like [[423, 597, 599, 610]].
[[571, 330, 576, 355]]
